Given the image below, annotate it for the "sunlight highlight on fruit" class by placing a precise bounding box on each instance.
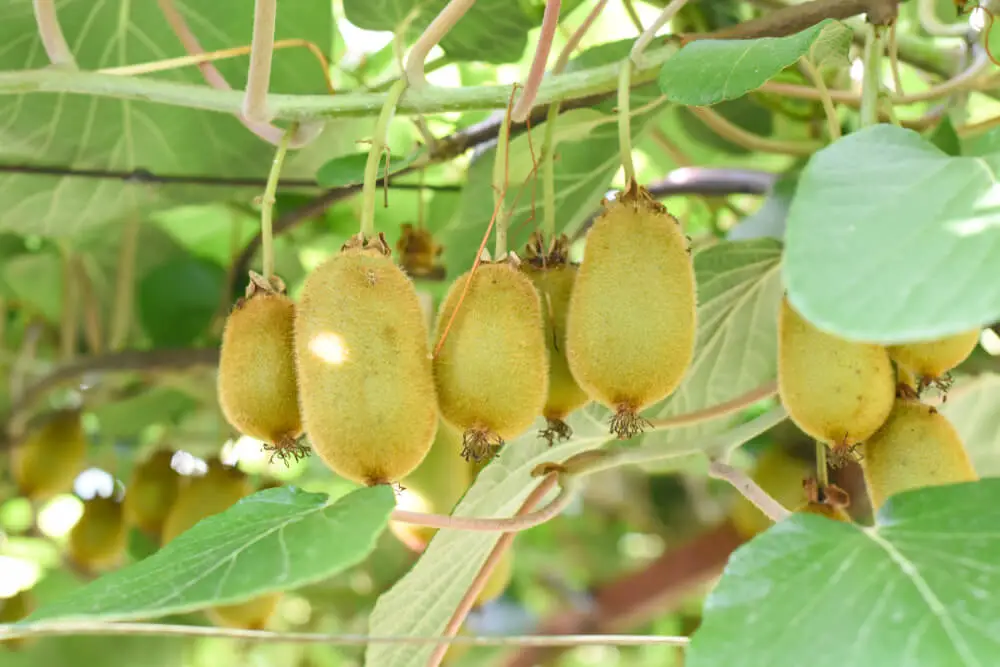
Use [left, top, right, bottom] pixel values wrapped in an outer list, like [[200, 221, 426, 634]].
[[308, 331, 350, 365]]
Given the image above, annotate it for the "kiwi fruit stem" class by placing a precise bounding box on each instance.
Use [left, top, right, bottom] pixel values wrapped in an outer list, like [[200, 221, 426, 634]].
[[359, 80, 407, 239]]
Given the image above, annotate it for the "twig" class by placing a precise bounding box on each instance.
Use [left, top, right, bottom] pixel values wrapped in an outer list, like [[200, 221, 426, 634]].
[[360, 80, 409, 239], [242, 0, 278, 123], [58, 245, 79, 363], [917, 0, 973, 37], [683, 0, 904, 40], [688, 106, 821, 156], [708, 460, 791, 522], [555, 0, 608, 73], [492, 88, 517, 258], [860, 23, 883, 128], [512, 0, 561, 123], [426, 475, 560, 667], [816, 441, 829, 489], [0, 622, 688, 647], [621, 0, 645, 33], [404, 0, 476, 87], [76, 258, 104, 355], [156, 0, 323, 149], [32, 0, 76, 68], [798, 57, 841, 140], [888, 20, 905, 94], [647, 381, 778, 429], [109, 205, 140, 351], [632, 0, 689, 65], [260, 123, 297, 280]]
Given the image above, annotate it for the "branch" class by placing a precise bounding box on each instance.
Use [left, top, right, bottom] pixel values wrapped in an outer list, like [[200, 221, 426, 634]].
[[32, 0, 76, 68], [688, 106, 821, 156], [511, 0, 561, 123], [708, 460, 792, 522], [404, 0, 476, 87], [683, 0, 903, 40], [503, 521, 743, 667], [242, 0, 278, 123]]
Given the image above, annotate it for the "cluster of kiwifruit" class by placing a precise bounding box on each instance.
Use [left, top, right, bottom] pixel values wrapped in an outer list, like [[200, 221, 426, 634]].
[[777, 295, 980, 512], [217, 182, 698, 489]]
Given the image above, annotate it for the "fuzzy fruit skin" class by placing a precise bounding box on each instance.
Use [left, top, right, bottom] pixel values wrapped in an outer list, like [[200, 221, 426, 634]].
[[296, 248, 438, 485], [11, 409, 87, 500], [0, 590, 35, 651], [68, 495, 128, 573], [778, 296, 895, 447], [795, 501, 851, 523], [522, 263, 589, 421], [887, 329, 981, 380], [729, 447, 814, 539], [160, 459, 280, 630], [218, 292, 302, 447], [860, 398, 977, 512], [565, 193, 696, 414], [123, 448, 180, 536], [433, 263, 549, 441], [390, 421, 471, 551]]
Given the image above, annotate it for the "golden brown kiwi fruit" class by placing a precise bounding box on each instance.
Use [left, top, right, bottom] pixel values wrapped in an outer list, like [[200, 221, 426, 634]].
[[11, 409, 87, 500], [218, 274, 304, 462], [778, 295, 895, 453], [123, 448, 181, 537], [0, 589, 36, 651], [161, 458, 281, 630], [888, 329, 981, 389], [68, 494, 128, 573], [295, 235, 439, 486], [390, 420, 471, 552], [520, 233, 590, 443], [433, 258, 549, 460], [729, 446, 815, 539], [860, 397, 978, 512], [565, 185, 697, 439]]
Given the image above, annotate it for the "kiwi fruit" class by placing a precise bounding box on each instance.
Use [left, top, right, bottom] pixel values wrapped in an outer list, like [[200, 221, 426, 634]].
[[0, 590, 35, 651], [68, 494, 128, 573], [565, 186, 697, 439], [521, 234, 590, 442], [160, 458, 280, 629], [860, 397, 977, 512], [888, 329, 981, 389], [729, 446, 815, 539], [778, 295, 895, 452], [433, 259, 549, 460], [396, 223, 446, 280], [218, 275, 304, 462], [11, 409, 87, 500], [295, 235, 439, 486], [123, 448, 181, 537], [390, 420, 471, 552]]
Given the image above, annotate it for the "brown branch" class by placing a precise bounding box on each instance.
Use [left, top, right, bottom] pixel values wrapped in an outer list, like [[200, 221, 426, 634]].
[[683, 0, 903, 40], [503, 520, 745, 667]]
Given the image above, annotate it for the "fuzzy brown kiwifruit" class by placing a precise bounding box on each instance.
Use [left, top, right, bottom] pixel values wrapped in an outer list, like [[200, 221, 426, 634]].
[[888, 329, 981, 392], [778, 295, 895, 454], [123, 448, 181, 537], [11, 409, 87, 501], [860, 397, 977, 512], [218, 274, 305, 463], [295, 234, 439, 485], [433, 258, 549, 461], [68, 494, 128, 574], [565, 184, 697, 440], [521, 233, 590, 443], [396, 223, 446, 280]]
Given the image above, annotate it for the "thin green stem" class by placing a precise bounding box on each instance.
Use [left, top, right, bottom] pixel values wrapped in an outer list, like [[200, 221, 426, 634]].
[[621, 0, 644, 33], [798, 57, 840, 141], [260, 123, 296, 281], [360, 79, 408, 239], [492, 106, 513, 258], [541, 101, 560, 240], [860, 23, 883, 128], [617, 62, 636, 186], [816, 441, 829, 489]]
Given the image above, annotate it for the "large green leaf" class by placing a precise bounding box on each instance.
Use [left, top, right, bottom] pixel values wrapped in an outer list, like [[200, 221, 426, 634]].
[[0, 0, 354, 237], [658, 19, 851, 106], [17, 486, 393, 625], [641, 240, 784, 465], [942, 373, 1000, 477], [342, 0, 540, 64], [783, 124, 1000, 343], [365, 410, 614, 667], [688, 479, 1000, 667]]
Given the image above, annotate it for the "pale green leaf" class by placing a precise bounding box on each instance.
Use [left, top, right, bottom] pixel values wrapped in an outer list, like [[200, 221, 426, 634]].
[[942, 373, 1000, 477], [783, 124, 1000, 343], [688, 479, 1000, 667]]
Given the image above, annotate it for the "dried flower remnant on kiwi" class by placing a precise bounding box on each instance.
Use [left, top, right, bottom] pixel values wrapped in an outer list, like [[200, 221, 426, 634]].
[[218, 271, 309, 465], [522, 232, 589, 445], [565, 182, 697, 440], [397, 223, 446, 280], [888, 328, 981, 400]]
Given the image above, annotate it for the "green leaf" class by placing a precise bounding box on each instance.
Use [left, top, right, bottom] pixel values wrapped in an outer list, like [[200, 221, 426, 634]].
[[316, 152, 417, 188], [137, 257, 226, 347], [20, 486, 394, 625], [783, 124, 1000, 343], [342, 0, 539, 63], [687, 479, 1000, 667], [658, 19, 851, 106], [0, 1, 358, 237], [89, 387, 199, 440], [641, 240, 784, 466], [676, 98, 775, 155], [927, 116, 961, 156], [365, 410, 614, 667], [942, 374, 1000, 476]]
